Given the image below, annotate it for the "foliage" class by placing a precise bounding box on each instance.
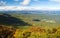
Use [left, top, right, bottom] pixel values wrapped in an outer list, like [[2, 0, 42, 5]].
[[13, 26, 60, 38]]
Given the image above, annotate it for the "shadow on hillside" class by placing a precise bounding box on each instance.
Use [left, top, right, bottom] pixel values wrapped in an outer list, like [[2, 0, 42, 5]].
[[0, 13, 31, 26], [0, 25, 16, 38]]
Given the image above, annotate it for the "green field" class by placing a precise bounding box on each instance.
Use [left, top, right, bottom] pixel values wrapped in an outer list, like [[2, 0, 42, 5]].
[[9, 14, 60, 27], [0, 13, 60, 38]]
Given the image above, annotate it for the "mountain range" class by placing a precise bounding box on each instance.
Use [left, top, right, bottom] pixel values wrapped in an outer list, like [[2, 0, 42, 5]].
[[0, 10, 60, 15]]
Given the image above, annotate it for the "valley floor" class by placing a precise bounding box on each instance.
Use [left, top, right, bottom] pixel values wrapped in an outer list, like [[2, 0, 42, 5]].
[[0, 13, 60, 38]]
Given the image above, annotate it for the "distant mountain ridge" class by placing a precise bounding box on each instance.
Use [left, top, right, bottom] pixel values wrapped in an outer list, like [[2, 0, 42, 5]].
[[0, 10, 60, 15]]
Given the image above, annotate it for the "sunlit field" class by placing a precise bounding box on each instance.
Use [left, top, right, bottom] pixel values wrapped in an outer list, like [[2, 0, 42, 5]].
[[0, 13, 60, 38]]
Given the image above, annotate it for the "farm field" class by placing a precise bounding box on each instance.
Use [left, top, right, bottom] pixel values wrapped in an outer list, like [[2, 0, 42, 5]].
[[0, 13, 60, 38]]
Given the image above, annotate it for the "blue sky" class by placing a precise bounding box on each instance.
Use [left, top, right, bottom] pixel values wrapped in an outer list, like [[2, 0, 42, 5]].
[[0, 0, 60, 10]]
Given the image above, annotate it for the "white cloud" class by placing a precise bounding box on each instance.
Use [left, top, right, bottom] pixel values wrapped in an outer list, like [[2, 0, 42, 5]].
[[0, 6, 60, 11], [0, 1, 6, 6], [14, 0, 39, 6], [0, 6, 42, 11], [50, 0, 60, 2], [0, 6, 20, 11], [20, 0, 31, 5]]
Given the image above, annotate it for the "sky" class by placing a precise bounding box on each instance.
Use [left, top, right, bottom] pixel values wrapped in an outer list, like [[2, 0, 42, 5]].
[[0, 0, 60, 10]]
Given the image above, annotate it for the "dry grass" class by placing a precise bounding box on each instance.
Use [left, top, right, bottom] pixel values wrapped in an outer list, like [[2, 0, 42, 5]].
[[13, 26, 60, 38], [0, 25, 16, 38]]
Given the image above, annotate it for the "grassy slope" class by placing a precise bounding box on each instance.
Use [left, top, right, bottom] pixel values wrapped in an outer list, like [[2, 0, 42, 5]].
[[0, 13, 60, 38]]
